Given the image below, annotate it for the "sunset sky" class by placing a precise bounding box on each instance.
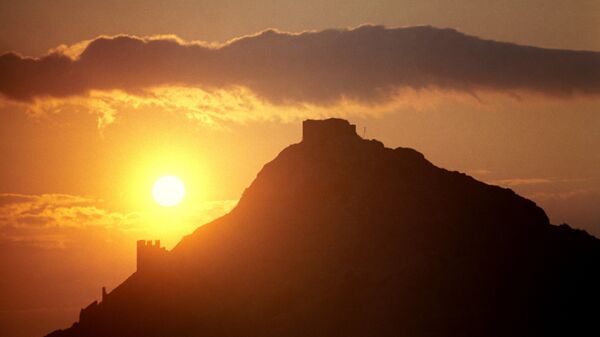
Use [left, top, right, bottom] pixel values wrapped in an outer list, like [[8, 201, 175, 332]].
[[1, 1, 599, 336]]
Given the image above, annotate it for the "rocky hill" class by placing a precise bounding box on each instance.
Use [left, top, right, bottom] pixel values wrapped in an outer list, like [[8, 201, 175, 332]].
[[47, 118, 600, 337]]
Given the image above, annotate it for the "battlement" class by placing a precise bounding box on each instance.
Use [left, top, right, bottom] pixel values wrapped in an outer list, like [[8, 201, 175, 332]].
[[137, 240, 168, 272], [302, 118, 360, 144]]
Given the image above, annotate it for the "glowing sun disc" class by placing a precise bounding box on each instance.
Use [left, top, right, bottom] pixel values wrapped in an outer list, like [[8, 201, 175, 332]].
[[152, 176, 186, 207]]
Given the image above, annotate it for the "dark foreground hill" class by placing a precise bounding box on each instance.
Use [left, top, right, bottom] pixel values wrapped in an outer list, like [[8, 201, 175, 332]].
[[47, 119, 599, 337]]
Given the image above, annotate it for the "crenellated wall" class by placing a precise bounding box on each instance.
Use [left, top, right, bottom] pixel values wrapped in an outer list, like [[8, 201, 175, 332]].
[[136, 239, 168, 272]]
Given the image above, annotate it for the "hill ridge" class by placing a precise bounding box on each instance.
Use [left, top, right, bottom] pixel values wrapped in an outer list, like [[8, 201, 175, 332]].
[[47, 118, 600, 337]]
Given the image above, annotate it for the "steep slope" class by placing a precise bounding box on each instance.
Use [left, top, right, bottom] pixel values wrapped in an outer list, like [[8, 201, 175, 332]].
[[47, 119, 600, 337]]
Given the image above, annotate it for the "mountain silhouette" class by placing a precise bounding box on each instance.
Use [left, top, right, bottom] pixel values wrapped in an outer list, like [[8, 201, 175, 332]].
[[46, 118, 599, 337]]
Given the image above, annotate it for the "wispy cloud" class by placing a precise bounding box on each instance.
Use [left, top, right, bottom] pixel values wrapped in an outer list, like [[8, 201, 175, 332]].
[[491, 178, 552, 187], [0, 193, 237, 249], [0, 193, 134, 248]]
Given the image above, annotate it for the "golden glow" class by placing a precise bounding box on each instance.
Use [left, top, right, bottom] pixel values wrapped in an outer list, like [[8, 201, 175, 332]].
[[152, 176, 186, 207]]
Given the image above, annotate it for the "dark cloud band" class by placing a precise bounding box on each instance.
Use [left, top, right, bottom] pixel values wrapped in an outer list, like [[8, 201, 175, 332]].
[[1, 25, 599, 103]]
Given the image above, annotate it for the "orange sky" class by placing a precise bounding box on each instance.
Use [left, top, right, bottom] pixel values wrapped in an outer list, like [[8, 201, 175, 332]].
[[1, 2, 599, 337]]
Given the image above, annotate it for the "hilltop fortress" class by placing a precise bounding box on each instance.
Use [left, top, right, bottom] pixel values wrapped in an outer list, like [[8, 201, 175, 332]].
[[76, 119, 358, 326], [45, 118, 600, 337]]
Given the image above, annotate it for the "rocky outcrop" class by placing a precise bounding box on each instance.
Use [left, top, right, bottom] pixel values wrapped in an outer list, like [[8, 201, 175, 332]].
[[46, 118, 600, 337]]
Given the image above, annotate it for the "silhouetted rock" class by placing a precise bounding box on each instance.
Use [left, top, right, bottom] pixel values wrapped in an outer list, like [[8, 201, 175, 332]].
[[45, 118, 600, 337]]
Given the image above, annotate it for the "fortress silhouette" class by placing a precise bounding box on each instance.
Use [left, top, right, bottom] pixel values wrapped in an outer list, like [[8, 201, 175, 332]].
[[49, 118, 600, 337], [77, 119, 358, 324]]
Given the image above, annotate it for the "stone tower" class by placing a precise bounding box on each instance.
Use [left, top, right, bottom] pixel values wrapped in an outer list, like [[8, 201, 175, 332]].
[[136, 240, 168, 272]]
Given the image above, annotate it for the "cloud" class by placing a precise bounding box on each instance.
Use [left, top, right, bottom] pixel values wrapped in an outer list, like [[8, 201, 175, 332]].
[[1, 25, 599, 106], [0, 193, 238, 249], [491, 178, 552, 187], [0, 193, 37, 206], [0, 193, 133, 248]]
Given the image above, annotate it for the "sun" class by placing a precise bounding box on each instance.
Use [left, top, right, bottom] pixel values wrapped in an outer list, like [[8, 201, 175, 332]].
[[152, 175, 186, 207]]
